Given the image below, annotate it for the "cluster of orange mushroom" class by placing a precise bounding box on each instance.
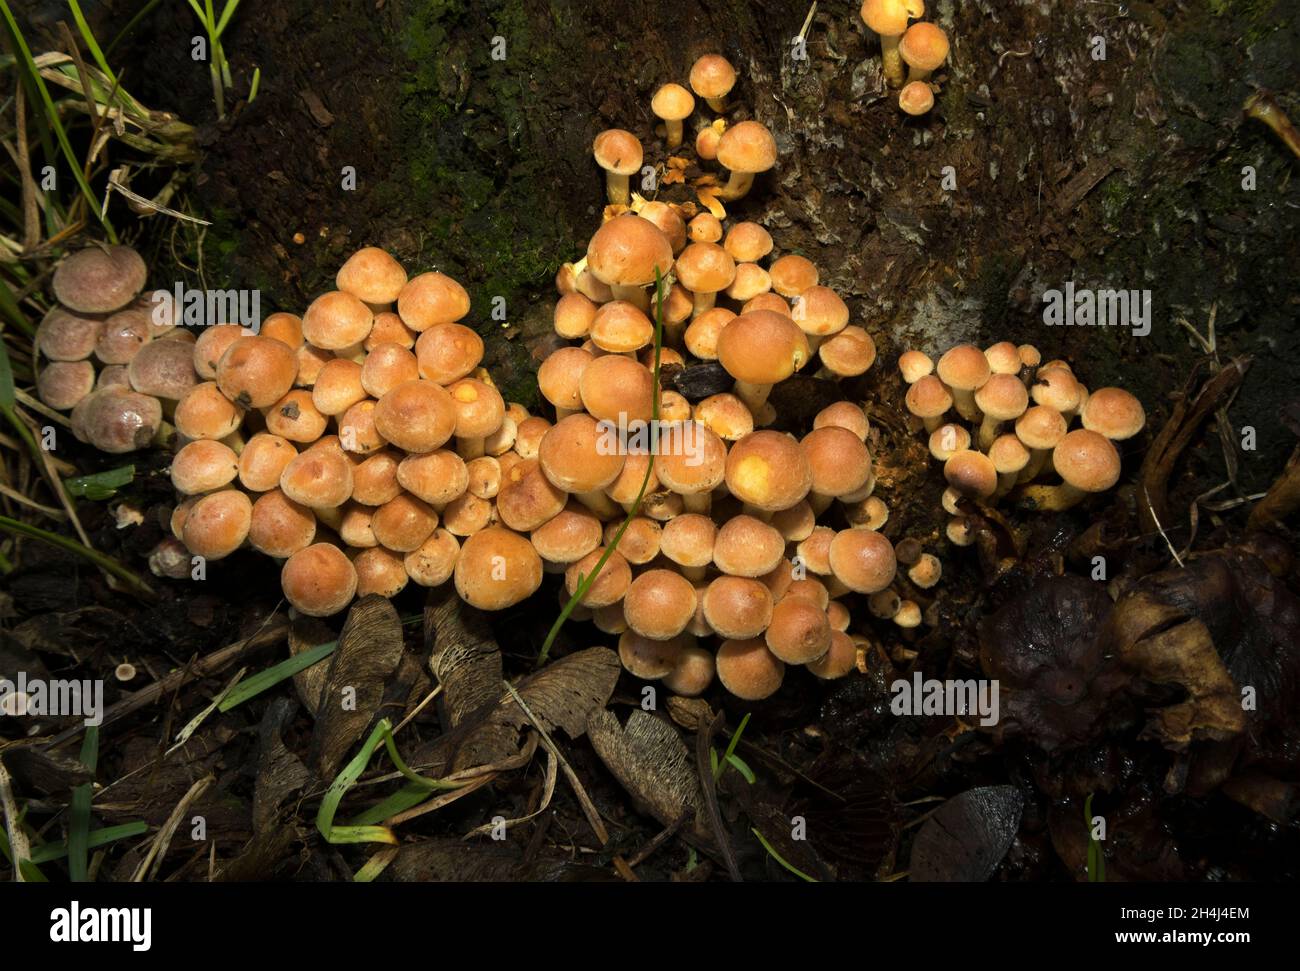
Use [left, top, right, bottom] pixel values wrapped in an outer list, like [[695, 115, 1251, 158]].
[[901, 342, 1146, 546], [859, 1, 950, 116]]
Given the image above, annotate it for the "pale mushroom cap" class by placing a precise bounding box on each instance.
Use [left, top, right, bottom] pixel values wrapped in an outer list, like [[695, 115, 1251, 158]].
[[404, 529, 461, 587], [905, 374, 953, 420], [236, 435, 297, 494], [802, 426, 873, 497], [944, 449, 999, 499], [713, 514, 786, 576], [37, 307, 103, 361], [311, 358, 366, 416], [539, 413, 626, 492], [814, 401, 870, 440], [989, 434, 1030, 475], [624, 569, 698, 640], [1015, 405, 1069, 450], [819, 326, 878, 376], [592, 129, 643, 176], [53, 245, 147, 314], [702, 575, 774, 640], [716, 121, 777, 175], [373, 380, 458, 453], [771, 500, 816, 542], [899, 81, 935, 116], [860, 0, 924, 36], [975, 372, 1030, 421], [590, 301, 654, 353], [249, 489, 317, 558], [725, 263, 772, 302], [716, 310, 810, 384], [553, 293, 598, 340], [415, 322, 484, 384], [129, 338, 200, 401], [95, 306, 152, 365], [716, 637, 785, 700], [1031, 366, 1082, 412], [579, 354, 655, 423], [985, 341, 1022, 375], [397, 272, 471, 331], [694, 393, 754, 441], [37, 361, 95, 410], [828, 528, 897, 594], [640, 202, 689, 253], [281, 544, 358, 617], [725, 430, 813, 511], [302, 291, 374, 350], [587, 215, 674, 288], [337, 247, 408, 304], [618, 630, 687, 680], [683, 307, 736, 360], [937, 344, 991, 392], [603, 449, 659, 505], [689, 54, 737, 100], [361, 342, 420, 398], [1081, 387, 1146, 441], [768, 254, 819, 297], [687, 212, 722, 244], [660, 513, 717, 569], [531, 504, 603, 563], [663, 645, 716, 697], [724, 222, 774, 263], [899, 21, 949, 71], [182, 489, 252, 561], [651, 83, 696, 121], [766, 596, 832, 664], [792, 286, 850, 337], [675, 242, 736, 295], [1053, 429, 1122, 493], [75, 388, 163, 453], [898, 349, 934, 383], [929, 423, 971, 460], [454, 527, 543, 610], [742, 292, 792, 316], [441, 491, 493, 536], [280, 446, 355, 508], [172, 439, 239, 494]]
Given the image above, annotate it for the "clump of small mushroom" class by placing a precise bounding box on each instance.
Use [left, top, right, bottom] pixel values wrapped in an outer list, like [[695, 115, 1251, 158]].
[[859, 1, 950, 116], [35, 243, 195, 454], [900, 341, 1147, 548]]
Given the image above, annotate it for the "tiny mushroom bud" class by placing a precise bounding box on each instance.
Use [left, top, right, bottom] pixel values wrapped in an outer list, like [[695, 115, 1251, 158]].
[[687, 212, 723, 244], [985, 341, 1022, 375], [715, 120, 777, 201], [898, 349, 934, 384], [281, 543, 357, 616], [907, 552, 942, 589], [651, 83, 695, 149], [689, 53, 737, 112], [592, 129, 643, 207], [898, 81, 935, 116]]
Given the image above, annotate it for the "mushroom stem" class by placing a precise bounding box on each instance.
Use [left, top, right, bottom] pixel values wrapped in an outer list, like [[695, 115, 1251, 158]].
[[809, 492, 834, 516], [218, 428, 246, 455], [950, 388, 981, 423], [682, 492, 711, 515], [665, 119, 684, 149], [994, 471, 1019, 499], [880, 33, 906, 87], [733, 380, 773, 418], [691, 290, 716, 318], [1245, 90, 1300, 160], [457, 436, 486, 460], [605, 172, 631, 206], [680, 563, 707, 582], [977, 415, 1003, 451], [576, 490, 622, 520], [718, 169, 755, 201], [908, 66, 934, 83], [1018, 447, 1052, 484], [922, 414, 945, 434], [610, 284, 650, 312], [1017, 482, 1086, 512]]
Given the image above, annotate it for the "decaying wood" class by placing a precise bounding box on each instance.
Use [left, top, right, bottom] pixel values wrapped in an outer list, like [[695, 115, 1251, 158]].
[[1248, 444, 1300, 533]]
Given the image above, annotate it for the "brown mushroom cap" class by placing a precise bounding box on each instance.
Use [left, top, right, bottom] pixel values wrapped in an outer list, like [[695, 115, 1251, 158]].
[[95, 306, 152, 365], [281, 543, 357, 616], [73, 388, 162, 453], [716, 120, 777, 176], [605, 516, 662, 565], [52, 245, 147, 314], [592, 129, 643, 176], [352, 449, 403, 506], [766, 596, 832, 664], [234, 433, 294, 492], [539, 413, 626, 493], [397, 272, 471, 332], [929, 423, 971, 461], [301, 291, 374, 350], [587, 215, 674, 289], [311, 358, 367, 416], [396, 448, 470, 505], [801, 426, 873, 498], [192, 325, 251, 380], [531, 503, 603, 564], [723, 222, 774, 263], [683, 307, 736, 361], [768, 254, 819, 297], [373, 379, 458, 453], [404, 528, 461, 587], [617, 630, 688, 680], [1081, 387, 1146, 441], [639, 202, 689, 253], [590, 301, 654, 354], [651, 83, 695, 123], [37, 307, 103, 362], [414, 322, 484, 385], [579, 354, 655, 423], [336, 247, 408, 304], [249, 489, 316, 558], [280, 446, 355, 508], [553, 292, 599, 340], [360, 342, 420, 399], [807, 630, 857, 680], [171, 440, 239, 495], [214, 335, 295, 408], [564, 546, 632, 608], [453, 526, 543, 609], [828, 528, 897, 594], [945, 449, 999, 500], [819, 325, 877, 376], [260, 312, 304, 349], [702, 575, 774, 639], [899, 21, 949, 72], [37, 360, 95, 410], [725, 430, 813, 512], [898, 81, 934, 116], [975, 372, 1030, 421], [663, 645, 717, 697], [694, 393, 755, 442], [813, 401, 870, 440], [716, 637, 784, 699], [1053, 429, 1122, 493], [724, 263, 771, 303], [791, 286, 849, 337], [654, 423, 727, 498], [440, 491, 492, 536], [175, 381, 244, 441], [129, 338, 200, 401], [371, 493, 438, 552], [623, 568, 698, 640], [937, 344, 991, 394], [716, 310, 810, 385], [659, 513, 717, 572], [266, 389, 329, 444], [181, 489, 251, 561], [689, 54, 737, 101], [538, 347, 593, 413], [675, 242, 736, 297], [713, 514, 785, 577], [1015, 405, 1069, 451], [364, 311, 416, 352], [496, 458, 567, 531]]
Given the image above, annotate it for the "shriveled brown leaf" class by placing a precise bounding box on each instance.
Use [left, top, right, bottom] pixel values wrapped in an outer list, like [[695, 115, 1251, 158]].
[[910, 786, 1023, 882], [426, 587, 502, 730]]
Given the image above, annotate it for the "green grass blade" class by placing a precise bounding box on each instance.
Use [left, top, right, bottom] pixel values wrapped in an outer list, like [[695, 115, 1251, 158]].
[[64, 465, 135, 500], [0, 339, 15, 410], [27, 821, 148, 864], [752, 827, 819, 882], [349, 781, 435, 827], [68, 724, 98, 881], [0, 276, 36, 337], [316, 719, 399, 845], [66, 0, 117, 87], [714, 712, 750, 782], [215, 0, 241, 38], [106, 0, 166, 56], [0, 513, 154, 597], [217, 638, 337, 712]]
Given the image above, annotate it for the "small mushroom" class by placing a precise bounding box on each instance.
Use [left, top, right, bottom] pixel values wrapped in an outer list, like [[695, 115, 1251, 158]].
[[689, 54, 737, 112], [1019, 430, 1122, 511], [714, 120, 777, 201], [716, 637, 784, 700], [651, 84, 695, 149], [52, 244, 147, 314], [592, 129, 643, 206], [898, 22, 949, 82], [860, 0, 926, 88], [281, 543, 358, 616]]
